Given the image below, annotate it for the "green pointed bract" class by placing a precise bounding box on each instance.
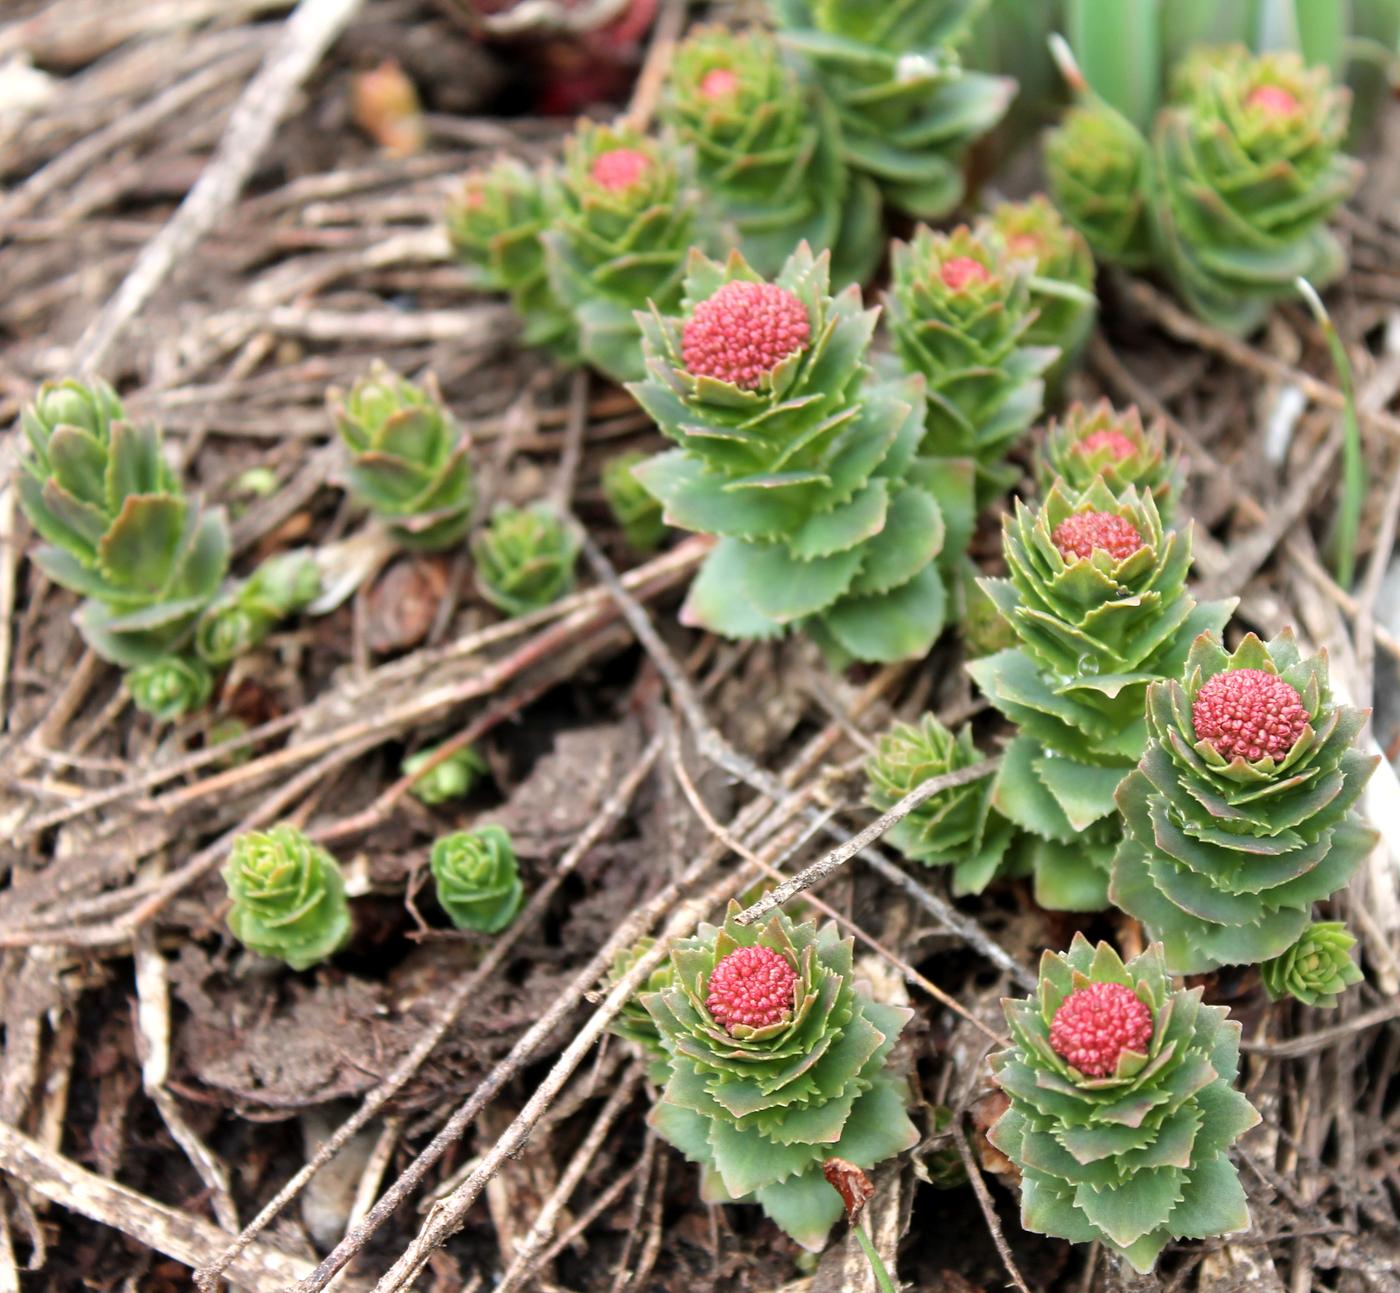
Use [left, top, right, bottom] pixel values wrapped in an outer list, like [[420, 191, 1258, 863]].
[[601, 451, 666, 552], [1110, 629, 1379, 975], [628, 243, 948, 664], [329, 363, 474, 552], [1150, 48, 1361, 335], [472, 503, 579, 616], [223, 824, 351, 971], [1035, 400, 1182, 522], [430, 824, 523, 934], [446, 156, 577, 358], [402, 741, 487, 806], [605, 938, 677, 1078], [16, 378, 229, 667], [770, 0, 1013, 219], [1259, 921, 1363, 1009], [642, 903, 917, 1251], [195, 549, 320, 665], [885, 223, 1055, 507], [989, 935, 1260, 1273], [864, 713, 1011, 895], [126, 654, 212, 722], [541, 120, 704, 383], [968, 480, 1234, 910]]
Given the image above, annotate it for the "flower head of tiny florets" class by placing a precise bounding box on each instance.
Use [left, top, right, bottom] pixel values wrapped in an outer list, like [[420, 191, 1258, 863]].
[[700, 66, 739, 99], [1077, 428, 1137, 462], [706, 945, 797, 1033], [1246, 83, 1301, 117], [1049, 981, 1153, 1077], [681, 280, 811, 389], [1191, 667, 1308, 761], [1051, 511, 1144, 563], [590, 148, 651, 192], [941, 256, 992, 292]]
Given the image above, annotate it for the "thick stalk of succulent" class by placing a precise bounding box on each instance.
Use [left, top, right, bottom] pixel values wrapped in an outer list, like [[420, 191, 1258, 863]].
[[629, 243, 947, 665], [402, 741, 488, 805], [223, 824, 352, 970], [770, 0, 1013, 219], [864, 713, 1011, 895], [472, 503, 579, 615], [660, 23, 881, 286], [126, 655, 213, 722], [1111, 630, 1378, 975], [446, 156, 577, 359], [642, 903, 918, 1250], [1259, 921, 1363, 1008], [195, 549, 321, 665], [885, 223, 1055, 515], [1034, 400, 1182, 522], [967, 481, 1234, 910], [989, 935, 1260, 1273], [17, 378, 230, 667], [601, 451, 666, 552], [430, 824, 523, 933], [541, 119, 705, 382], [328, 364, 474, 552]]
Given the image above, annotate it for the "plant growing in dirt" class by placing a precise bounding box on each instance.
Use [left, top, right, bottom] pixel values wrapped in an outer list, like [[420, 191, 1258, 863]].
[[126, 654, 213, 722], [430, 823, 524, 933], [1260, 921, 1363, 1008], [195, 548, 321, 665], [401, 740, 489, 805], [1034, 399, 1181, 521], [600, 450, 666, 552], [472, 503, 579, 615]]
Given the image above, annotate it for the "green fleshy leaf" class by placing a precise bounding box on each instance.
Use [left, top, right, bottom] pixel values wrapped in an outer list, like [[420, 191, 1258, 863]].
[[1074, 1166, 1186, 1247], [992, 733, 1078, 844], [742, 542, 863, 622], [787, 479, 890, 559], [682, 540, 785, 640], [818, 563, 946, 663], [844, 485, 944, 597], [1033, 750, 1130, 831], [1166, 1152, 1250, 1241], [754, 1166, 846, 1251]]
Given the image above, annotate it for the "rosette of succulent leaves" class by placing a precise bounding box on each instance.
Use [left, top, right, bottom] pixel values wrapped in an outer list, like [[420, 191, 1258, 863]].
[[629, 242, 949, 666], [967, 480, 1234, 911]]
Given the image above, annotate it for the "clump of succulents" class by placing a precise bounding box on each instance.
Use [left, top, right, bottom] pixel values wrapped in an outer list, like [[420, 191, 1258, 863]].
[[1112, 630, 1378, 975], [770, 0, 1014, 219], [402, 741, 488, 805], [629, 243, 946, 665], [1260, 921, 1363, 1008], [604, 937, 675, 1078], [1034, 400, 1181, 522], [472, 503, 579, 615], [127, 655, 213, 722], [541, 119, 705, 381], [989, 935, 1259, 1273], [430, 824, 524, 933], [642, 903, 918, 1250], [601, 451, 666, 552], [16, 378, 230, 668], [967, 480, 1233, 910], [195, 550, 321, 665], [223, 824, 352, 970], [660, 23, 881, 286], [328, 364, 474, 551], [864, 713, 1012, 895], [446, 156, 577, 359]]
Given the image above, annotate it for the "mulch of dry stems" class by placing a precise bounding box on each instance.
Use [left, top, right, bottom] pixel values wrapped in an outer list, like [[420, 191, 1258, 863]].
[[2, 3, 1400, 1292]]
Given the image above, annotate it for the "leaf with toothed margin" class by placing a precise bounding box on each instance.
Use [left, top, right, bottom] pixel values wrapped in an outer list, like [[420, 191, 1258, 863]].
[[819, 564, 946, 663], [741, 541, 863, 622], [681, 540, 785, 640], [785, 478, 889, 559]]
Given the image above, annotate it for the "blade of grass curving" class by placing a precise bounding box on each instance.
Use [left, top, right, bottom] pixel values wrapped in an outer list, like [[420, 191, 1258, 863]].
[[1297, 277, 1363, 588], [1161, 0, 1250, 74], [1292, 0, 1350, 74], [1064, 0, 1161, 128]]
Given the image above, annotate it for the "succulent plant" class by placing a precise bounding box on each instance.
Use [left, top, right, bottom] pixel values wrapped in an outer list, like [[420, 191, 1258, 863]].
[[541, 119, 705, 382], [223, 823, 352, 970], [1260, 921, 1363, 1008], [989, 935, 1260, 1273], [447, 156, 577, 358], [1034, 400, 1182, 522], [472, 503, 579, 615], [126, 654, 213, 722], [770, 0, 1014, 219], [641, 902, 918, 1250], [604, 937, 676, 1077], [329, 364, 474, 552], [195, 549, 321, 665], [601, 451, 666, 552], [1111, 630, 1378, 975], [967, 480, 1234, 910], [1150, 48, 1361, 335], [429, 824, 524, 933], [864, 713, 1012, 895], [660, 23, 881, 286], [885, 223, 1054, 513], [16, 378, 230, 667], [401, 741, 488, 805], [629, 243, 947, 665]]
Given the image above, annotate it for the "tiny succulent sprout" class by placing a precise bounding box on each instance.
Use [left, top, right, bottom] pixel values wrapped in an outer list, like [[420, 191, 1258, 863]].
[[429, 824, 523, 934], [195, 549, 321, 665], [401, 741, 487, 805], [1112, 629, 1379, 975], [223, 824, 351, 971], [329, 363, 474, 552], [641, 903, 918, 1250], [989, 935, 1260, 1273], [126, 655, 213, 722], [471, 504, 579, 616], [627, 243, 947, 665], [1034, 400, 1181, 521], [1260, 922, 1363, 1008], [601, 451, 666, 551]]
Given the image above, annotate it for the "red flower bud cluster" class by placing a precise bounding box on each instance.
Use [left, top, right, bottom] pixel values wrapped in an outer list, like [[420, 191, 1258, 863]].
[[1191, 667, 1308, 761], [682, 280, 811, 389], [1051, 511, 1144, 563], [1050, 981, 1153, 1077], [706, 945, 798, 1032]]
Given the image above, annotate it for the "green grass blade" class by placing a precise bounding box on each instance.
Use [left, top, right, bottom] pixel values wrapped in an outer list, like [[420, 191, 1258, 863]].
[[1161, 0, 1251, 71], [1065, 0, 1162, 129], [1291, 0, 1350, 73]]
